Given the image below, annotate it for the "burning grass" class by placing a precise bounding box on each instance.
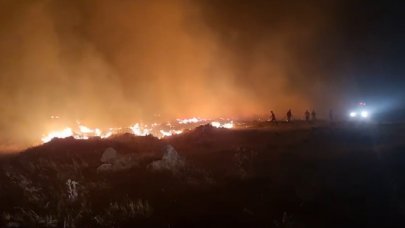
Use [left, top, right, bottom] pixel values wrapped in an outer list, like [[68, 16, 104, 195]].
[[40, 117, 235, 143]]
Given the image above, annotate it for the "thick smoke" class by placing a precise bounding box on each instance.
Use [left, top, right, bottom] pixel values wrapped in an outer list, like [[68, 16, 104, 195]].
[[0, 0, 347, 147]]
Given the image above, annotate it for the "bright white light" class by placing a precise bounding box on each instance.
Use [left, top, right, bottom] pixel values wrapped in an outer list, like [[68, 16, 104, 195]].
[[361, 111, 369, 118], [350, 112, 357, 117]]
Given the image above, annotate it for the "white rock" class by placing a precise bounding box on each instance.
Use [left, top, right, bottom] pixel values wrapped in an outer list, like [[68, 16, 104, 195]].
[[101, 147, 117, 163], [97, 163, 113, 172], [98, 147, 139, 173], [151, 145, 184, 172]]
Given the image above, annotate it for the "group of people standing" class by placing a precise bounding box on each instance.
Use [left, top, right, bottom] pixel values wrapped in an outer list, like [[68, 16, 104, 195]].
[[270, 109, 330, 123]]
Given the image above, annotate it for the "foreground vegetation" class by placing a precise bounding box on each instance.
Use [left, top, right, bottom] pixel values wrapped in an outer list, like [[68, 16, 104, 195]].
[[1, 123, 404, 227]]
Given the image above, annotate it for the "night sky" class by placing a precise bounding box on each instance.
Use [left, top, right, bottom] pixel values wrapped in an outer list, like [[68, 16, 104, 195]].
[[0, 0, 404, 146]]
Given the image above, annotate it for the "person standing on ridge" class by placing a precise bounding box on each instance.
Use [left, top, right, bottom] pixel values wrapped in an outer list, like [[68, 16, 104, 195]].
[[287, 109, 292, 122], [311, 110, 317, 121], [270, 110, 277, 125], [305, 110, 310, 122]]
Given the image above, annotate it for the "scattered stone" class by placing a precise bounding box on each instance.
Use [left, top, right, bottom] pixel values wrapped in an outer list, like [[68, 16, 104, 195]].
[[150, 145, 185, 173], [97, 163, 113, 172], [100, 147, 117, 163], [97, 147, 138, 173]]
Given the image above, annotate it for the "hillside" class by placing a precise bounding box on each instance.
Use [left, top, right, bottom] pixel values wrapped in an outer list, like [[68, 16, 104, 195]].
[[1, 123, 404, 227]]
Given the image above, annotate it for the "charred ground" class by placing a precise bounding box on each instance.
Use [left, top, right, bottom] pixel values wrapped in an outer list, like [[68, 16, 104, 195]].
[[0, 122, 404, 227]]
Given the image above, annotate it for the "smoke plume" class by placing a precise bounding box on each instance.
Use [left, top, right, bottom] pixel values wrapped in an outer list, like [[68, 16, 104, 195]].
[[0, 0, 349, 147]]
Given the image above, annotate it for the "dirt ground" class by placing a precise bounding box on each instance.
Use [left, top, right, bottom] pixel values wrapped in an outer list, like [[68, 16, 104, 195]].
[[0, 121, 404, 227]]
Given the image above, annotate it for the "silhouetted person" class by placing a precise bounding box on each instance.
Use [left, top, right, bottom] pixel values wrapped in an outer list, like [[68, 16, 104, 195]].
[[286, 109, 292, 122], [311, 110, 316, 121], [305, 110, 310, 121], [329, 109, 334, 122], [270, 110, 277, 124]]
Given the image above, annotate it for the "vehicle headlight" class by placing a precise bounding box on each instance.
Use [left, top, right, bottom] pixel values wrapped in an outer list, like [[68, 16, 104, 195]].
[[350, 112, 357, 117], [361, 111, 368, 118]]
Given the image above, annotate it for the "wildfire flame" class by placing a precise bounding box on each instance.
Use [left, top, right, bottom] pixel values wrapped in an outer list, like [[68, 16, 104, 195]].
[[160, 129, 183, 137], [41, 128, 74, 143], [129, 123, 151, 136], [210, 121, 234, 129], [78, 125, 96, 134], [41, 117, 234, 143], [177, 117, 202, 124]]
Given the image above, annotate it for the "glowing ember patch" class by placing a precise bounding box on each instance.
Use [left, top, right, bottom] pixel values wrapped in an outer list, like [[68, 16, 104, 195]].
[[129, 123, 150, 136], [210, 121, 221, 128], [79, 125, 94, 134], [160, 130, 183, 137], [223, 122, 234, 129], [101, 131, 113, 139], [177, 117, 201, 124], [210, 121, 234, 129]]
